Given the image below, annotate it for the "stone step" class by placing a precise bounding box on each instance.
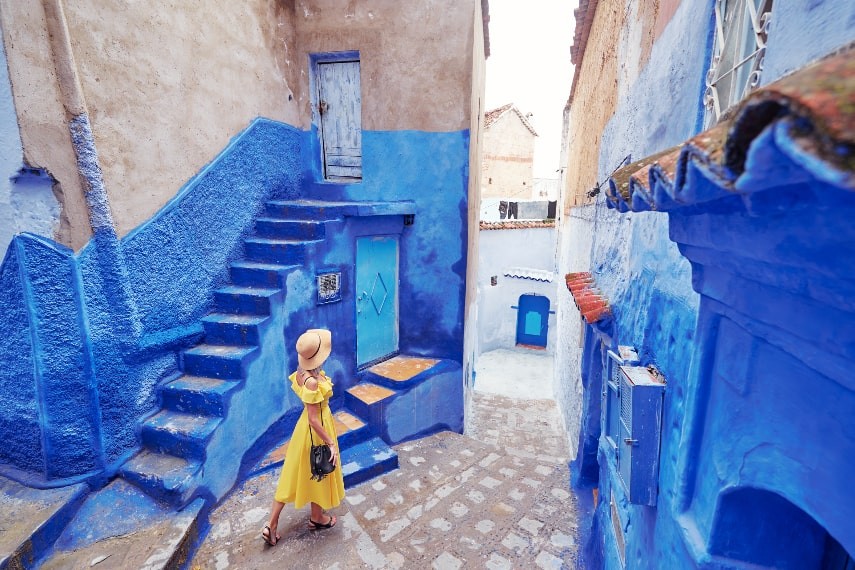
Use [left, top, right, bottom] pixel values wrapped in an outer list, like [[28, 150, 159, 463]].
[[39, 480, 203, 570], [119, 450, 203, 506], [340, 436, 399, 488], [264, 200, 346, 221], [344, 382, 398, 434], [140, 410, 222, 460], [255, 217, 326, 240], [182, 344, 257, 379], [213, 285, 280, 315], [334, 409, 371, 448], [244, 237, 316, 264], [160, 375, 240, 416], [229, 260, 297, 288], [360, 354, 449, 390], [201, 312, 267, 345]]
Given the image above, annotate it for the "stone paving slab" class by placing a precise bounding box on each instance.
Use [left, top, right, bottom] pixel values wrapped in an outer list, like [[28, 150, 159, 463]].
[[191, 392, 584, 569], [39, 481, 204, 570], [0, 476, 88, 569]]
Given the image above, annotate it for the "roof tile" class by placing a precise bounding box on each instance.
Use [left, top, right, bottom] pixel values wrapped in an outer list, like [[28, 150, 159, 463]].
[[565, 271, 611, 324]]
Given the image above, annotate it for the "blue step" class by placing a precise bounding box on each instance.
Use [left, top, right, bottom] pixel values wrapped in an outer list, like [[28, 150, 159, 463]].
[[334, 409, 373, 448], [140, 410, 222, 460], [182, 344, 257, 379], [119, 450, 202, 506], [160, 375, 239, 416], [229, 261, 296, 288], [201, 313, 267, 345], [340, 437, 399, 488], [265, 201, 344, 221], [244, 238, 314, 264], [255, 218, 326, 240], [344, 382, 399, 431], [213, 285, 279, 315]]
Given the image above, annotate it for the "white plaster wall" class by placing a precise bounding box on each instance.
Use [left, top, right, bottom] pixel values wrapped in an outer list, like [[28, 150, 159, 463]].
[[553, 202, 598, 456], [477, 227, 558, 354], [0, 33, 59, 256]]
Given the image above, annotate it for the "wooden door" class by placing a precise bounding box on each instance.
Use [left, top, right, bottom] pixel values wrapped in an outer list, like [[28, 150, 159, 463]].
[[356, 236, 399, 366], [317, 60, 362, 180]]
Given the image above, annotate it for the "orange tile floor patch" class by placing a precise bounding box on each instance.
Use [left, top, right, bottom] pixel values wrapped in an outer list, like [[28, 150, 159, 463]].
[[258, 440, 289, 471], [347, 383, 396, 404], [369, 355, 440, 381], [334, 410, 365, 433]]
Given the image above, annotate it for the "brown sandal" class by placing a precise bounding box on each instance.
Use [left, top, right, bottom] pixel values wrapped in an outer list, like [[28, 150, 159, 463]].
[[262, 525, 279, 545]]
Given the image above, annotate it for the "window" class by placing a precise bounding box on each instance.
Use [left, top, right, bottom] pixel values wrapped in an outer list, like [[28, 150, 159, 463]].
[[703, 0, 773, 127]]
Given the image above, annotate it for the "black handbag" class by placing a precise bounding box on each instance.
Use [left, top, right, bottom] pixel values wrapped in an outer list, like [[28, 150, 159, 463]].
[[309, 403, 336, 482]]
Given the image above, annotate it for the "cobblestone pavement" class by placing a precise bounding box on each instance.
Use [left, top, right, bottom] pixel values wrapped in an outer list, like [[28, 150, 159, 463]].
[[190, 391, 585, 569]]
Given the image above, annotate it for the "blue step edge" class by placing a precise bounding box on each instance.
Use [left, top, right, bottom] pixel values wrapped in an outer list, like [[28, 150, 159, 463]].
[[340, 437, 399, 488]]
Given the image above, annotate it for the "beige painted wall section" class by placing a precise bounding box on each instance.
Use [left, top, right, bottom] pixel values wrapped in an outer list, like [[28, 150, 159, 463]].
[[2, 0, 302, 245], [463, 0, 485, 422], [563, 0, 670, 210], [293, 0, 474, 132], [481, 113, 534, 201], [0, 0, 92, 249]]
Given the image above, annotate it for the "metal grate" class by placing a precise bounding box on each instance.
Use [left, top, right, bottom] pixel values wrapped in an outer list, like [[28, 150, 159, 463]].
[[703, 0, 773, 127], [620, 372, 633, 435], [317, 271, 341, 304]]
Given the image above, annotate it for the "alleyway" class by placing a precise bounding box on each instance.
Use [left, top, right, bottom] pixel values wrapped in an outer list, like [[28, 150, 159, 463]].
[[190, 348, 587, 569]]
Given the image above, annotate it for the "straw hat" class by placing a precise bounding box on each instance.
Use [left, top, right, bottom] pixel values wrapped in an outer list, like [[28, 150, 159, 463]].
[[296, 329, 332, 370]]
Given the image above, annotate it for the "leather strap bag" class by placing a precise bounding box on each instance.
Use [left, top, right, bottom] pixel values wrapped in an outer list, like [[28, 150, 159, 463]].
[[308, 403, 336, 481]]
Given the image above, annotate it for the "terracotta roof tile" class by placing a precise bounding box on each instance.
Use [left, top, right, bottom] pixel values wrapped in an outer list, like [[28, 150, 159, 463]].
[[484, 103, 538, 136], [565, 271, 611, 324], [605, 45, 855, 213], [479, 220, 555, 230]]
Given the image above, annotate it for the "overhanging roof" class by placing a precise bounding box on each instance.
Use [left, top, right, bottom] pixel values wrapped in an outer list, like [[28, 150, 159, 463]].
[[605, 46, 855, 214]]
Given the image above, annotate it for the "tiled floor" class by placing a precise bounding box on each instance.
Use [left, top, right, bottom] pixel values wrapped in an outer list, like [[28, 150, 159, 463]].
[[190, 366, 584, 569]]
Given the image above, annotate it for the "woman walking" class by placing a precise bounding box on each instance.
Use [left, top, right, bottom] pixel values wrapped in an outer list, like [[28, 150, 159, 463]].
[[262, 328, 345, 545]]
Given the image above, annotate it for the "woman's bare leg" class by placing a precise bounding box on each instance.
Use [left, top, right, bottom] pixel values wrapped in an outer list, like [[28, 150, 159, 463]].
[[264, 500, 285, 543]]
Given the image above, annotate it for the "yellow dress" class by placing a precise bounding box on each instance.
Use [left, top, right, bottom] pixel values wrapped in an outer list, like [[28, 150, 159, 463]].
[[274, 370, 345, 509]]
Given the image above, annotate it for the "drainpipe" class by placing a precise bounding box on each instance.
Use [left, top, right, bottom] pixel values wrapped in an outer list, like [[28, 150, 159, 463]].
[[42, 0, 141, 341]]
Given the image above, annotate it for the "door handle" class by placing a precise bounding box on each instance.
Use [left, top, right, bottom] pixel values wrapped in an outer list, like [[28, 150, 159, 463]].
[[318, 100, 328, 115], [623, 438, 638, 446]]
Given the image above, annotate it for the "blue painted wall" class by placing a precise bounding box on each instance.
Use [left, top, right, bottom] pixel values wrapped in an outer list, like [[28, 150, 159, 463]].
[[301, 128, 469, 362], [0, 113, 469, 493], [0, 119, 305, 484], [569, 0, 855, 568]]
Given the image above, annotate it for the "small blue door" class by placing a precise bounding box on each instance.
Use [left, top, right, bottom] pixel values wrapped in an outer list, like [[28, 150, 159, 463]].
[[356, 236, 399, 366], [516, 294, 549, 347]]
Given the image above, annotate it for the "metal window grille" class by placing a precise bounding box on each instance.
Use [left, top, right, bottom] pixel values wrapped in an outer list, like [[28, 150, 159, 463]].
[[703, 0, 773, 127], [620, 373, 633, 435], [317, 271, 341, 304]]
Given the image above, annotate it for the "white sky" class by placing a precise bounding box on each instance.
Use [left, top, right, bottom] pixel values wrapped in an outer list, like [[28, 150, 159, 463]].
[[485, 0, 578, 179]]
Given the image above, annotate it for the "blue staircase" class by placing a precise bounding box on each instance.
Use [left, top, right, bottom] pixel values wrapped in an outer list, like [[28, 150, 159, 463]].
[[119, 201, 403, 507]]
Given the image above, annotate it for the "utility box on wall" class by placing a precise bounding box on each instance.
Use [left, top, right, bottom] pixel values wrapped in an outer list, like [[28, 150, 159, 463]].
[[604, 346, 640, 453], [616, 365, 665, 506]]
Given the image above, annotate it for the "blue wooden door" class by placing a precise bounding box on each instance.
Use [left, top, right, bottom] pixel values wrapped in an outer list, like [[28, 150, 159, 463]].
[[356, 236, 399, 366], [515, 294, 549, 347], [317, 60, 362, 180]]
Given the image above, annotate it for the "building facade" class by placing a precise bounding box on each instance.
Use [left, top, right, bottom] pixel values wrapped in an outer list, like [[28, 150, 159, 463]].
[[557, 1, 855, 568], [481, 103, 537, 201], [0, 0, 487, 534]]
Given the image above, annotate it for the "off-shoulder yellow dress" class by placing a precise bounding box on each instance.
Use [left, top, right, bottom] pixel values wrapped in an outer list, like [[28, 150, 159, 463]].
[[274, 370, 345, 509]]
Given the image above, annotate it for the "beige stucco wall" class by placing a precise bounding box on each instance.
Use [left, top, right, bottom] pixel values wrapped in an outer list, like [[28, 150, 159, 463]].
[[292, 0, 474, 132], [563, 0, 673, 210], [481, 112, 534, 201], [1, 0, 301, 246]]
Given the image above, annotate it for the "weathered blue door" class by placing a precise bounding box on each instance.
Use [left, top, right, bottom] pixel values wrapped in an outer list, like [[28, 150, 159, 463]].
[[317, 60, 362, 180], [356, 236, 399, 366], [515, 294, 549, 347]]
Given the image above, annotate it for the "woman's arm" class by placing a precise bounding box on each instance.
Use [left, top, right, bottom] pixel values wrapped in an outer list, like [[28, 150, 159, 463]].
[[306, 400, 338, 465]]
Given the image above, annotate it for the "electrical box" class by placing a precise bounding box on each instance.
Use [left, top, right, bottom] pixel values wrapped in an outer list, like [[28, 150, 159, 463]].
[[616, 365, 665, 506], [603, 346, 640, 453]]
